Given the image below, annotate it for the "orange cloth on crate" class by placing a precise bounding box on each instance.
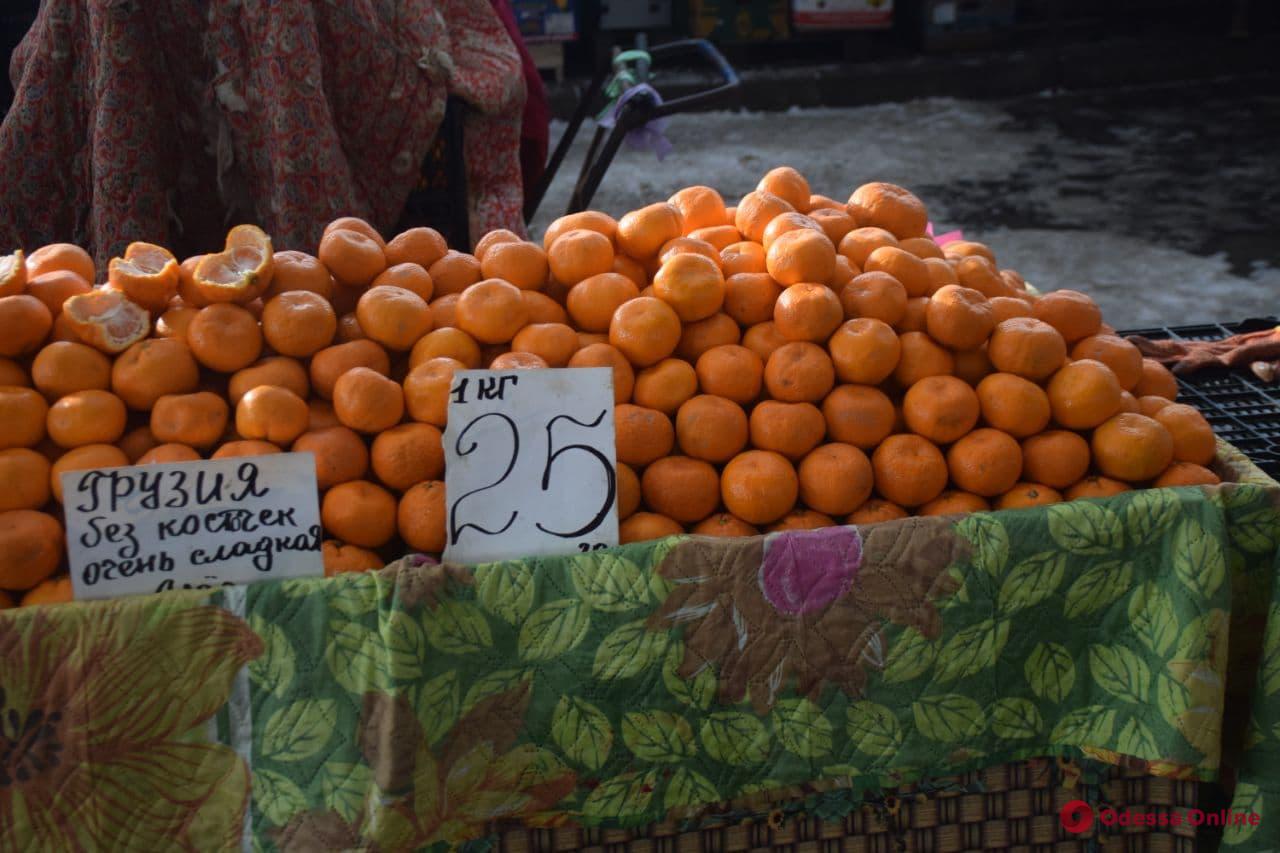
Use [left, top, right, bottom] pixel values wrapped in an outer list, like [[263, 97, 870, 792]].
[[1127, 326, 1280, 375], [0, 0, 526, 267]]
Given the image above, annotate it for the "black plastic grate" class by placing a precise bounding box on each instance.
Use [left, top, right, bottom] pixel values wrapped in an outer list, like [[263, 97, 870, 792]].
[[1120, 316, 1280, 480]]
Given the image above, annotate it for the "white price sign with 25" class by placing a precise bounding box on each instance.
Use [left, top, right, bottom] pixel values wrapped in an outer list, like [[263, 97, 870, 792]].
[[442, 368, 618, 564]]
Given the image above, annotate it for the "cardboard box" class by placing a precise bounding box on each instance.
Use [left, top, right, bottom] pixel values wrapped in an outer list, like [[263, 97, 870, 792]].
[[791, 0, 894, 30]]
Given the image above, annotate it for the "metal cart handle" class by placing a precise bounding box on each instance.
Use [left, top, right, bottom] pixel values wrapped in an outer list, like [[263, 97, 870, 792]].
[[524, 38, 741, 223], [643, 39, 740, 118]]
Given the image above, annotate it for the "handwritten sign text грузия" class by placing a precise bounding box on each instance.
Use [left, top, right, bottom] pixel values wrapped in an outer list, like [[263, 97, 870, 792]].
[[63, 453, 324, 600]]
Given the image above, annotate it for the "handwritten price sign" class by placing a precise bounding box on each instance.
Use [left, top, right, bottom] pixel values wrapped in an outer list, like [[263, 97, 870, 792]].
[[443, 368, 618, 564], [63, 453, 324, 600]]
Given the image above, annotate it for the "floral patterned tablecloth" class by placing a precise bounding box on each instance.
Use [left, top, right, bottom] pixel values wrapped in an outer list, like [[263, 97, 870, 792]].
[[0, 0, 526, 267], [1, 444, 1279, 851]]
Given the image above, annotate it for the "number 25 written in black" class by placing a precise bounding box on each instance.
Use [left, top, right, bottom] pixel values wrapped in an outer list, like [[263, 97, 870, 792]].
[[448, 410, 617, 547]]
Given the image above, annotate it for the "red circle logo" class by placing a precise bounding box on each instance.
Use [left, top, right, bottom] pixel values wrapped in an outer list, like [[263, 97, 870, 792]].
[[1061, 800, 1094, 834]]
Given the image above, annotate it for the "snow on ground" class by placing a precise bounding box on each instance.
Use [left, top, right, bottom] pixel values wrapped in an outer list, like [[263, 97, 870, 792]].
[[530, 92, 1278, 330]]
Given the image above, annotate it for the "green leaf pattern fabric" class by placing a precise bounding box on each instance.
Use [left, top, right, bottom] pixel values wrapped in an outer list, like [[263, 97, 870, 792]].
[[2, 462, 1280, 851]]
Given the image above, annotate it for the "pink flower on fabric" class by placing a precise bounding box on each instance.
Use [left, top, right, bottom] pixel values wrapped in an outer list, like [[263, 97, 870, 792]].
[[758, 526, 863, 616]]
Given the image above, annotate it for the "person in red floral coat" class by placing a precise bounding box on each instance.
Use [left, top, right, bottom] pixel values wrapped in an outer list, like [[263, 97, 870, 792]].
[[0, 0, 543, 268]]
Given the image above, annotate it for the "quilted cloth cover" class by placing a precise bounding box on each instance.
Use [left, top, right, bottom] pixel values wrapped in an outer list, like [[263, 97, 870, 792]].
[[1, 446, 1279, 851], [0, 0, 526, 267]]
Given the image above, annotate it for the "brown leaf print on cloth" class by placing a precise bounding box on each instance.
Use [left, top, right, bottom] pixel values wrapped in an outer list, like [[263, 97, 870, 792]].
[[275, 681, 576, 853], [651, 519, 966, 713], [381, 558, 475, 611]]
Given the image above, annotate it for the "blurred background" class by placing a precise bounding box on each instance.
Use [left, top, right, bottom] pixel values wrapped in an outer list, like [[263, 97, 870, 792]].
[[2, 0, 1276, 326]]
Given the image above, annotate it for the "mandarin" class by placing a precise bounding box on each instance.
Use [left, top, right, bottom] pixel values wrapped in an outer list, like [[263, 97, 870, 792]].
[[511, 322, 579, 367], [822, 384, 894, 450], [641, 456, 721, 523], [774, 282, 842, 343], [695, 344, 763, 404], [919, 491, 991, 516], [0, 295, 52, 357], [863, 246, 931, 297], [542, 211, 618, 250], [749, 400, 826, 460], [428, 250, 483, 296], [871, 434, 948, 507], [187, 304, 262, 373], [609, 296, 682, 367], [616, 462, 641, 520], [0, 387, 49, 449], [893, 331, 955, 387], [27, 270, 91, 316], [799, 443, 873, 516], [1046, 359, 1124, 430], [846, 499, 909, 525], [403, 357, 464, 425], [151, 392, 229, 449], [614, 404, 675, 467], [633, 358, 698, 414], [995, 483, 1063, 510], [309, 341, 391, 402], [839, 271, 908, 326], [386, 227, 449, 269], [669, 185, 728, 233], [903, 375, 980, 444], [370, 422, 445, 491], [1070, 334, 1144, 390], [1152, 403, 1217, 466], [721, 242, 767, 277], [0, 510, 63, 590], [323, 541, 384, 576], [1134, 358, 1179, 400], [323, 480, 397, 548], [46, 390, 127, 448], [0, 449, 51, 511], [1154, 462, 1220, 488], [848, 182, 928, 239], [987, 317, 1067, 381], [975, 373, 1051, 438], [691, 513, 759, 537], [456, 278, 528, 344], [568, 343, 634, 404], [229, 357, 309, 405], [236, 386, 310, 445], [333, 367, 404, 433], [926, 285, 994, 351], [653, 253, 725, 322], [765, 227, 836, 286], [31, 341, 111, 400], [675, 395, 749, 463], [1032, 289, 1103, 344], [620, 512, 684, 543], [262, 290, 337, 357], [735, 191, 794, 243], [566, 272, 639, 332], [138, 444, 201, 464], [1091, 413, 1175, 482], [947, 428, 1022, 497], [397, 480, 449, 552], [293, 426, 370, 489], [720, 450, 798, 525], [764, 342, 835, 403]]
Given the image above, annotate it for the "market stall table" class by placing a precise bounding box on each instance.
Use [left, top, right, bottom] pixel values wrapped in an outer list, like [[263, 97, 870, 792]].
[[1, 441, 1277, 851]]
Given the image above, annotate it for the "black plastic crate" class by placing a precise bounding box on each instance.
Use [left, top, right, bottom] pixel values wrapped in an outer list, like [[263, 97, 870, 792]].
[[1119, 317, 1280, 480]]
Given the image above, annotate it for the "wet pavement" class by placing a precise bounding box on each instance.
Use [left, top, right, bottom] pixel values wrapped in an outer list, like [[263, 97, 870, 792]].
[[531, 78, 1279, 329]]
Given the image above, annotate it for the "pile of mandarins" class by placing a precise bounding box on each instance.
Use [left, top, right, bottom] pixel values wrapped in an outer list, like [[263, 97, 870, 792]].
[[0, 168, 1220, 608]]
